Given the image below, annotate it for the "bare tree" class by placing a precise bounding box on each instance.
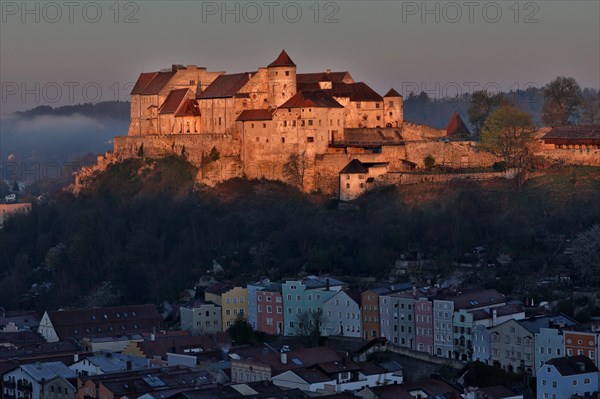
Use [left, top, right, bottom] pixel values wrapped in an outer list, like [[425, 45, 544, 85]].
[[571, 225, 600, 286], [282, 151, 308, 189], [296, 308, 327, 347]]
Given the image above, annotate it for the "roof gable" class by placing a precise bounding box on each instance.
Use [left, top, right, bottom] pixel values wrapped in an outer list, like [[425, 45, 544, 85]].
[[280, 90, 343, 109], [340, 159, 368, 174], [197, 73, 252, 99], [140, 72, 176, 95], [159, 89, 189, 114], [268, 50, 296, 68], [446, 111, 471, 137], [384, 88, 402, 97], [131, 73, 158, 95], [236, 109, 275, 121]]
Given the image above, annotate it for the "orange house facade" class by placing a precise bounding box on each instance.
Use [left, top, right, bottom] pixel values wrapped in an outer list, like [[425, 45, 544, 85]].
[[564, 326, 600, 366]]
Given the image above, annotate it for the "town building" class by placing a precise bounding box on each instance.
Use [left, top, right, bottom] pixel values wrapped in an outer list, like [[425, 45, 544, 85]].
[[541, 125, 600, 165], [3, 361, 77, 399], [180, 300, 222, 335], [281, 276, 345, 336], [564, 322, 600, 366], [246, 278, 272, 330], [536, 355, 599, 399], [338, 160, 389, 201], [321, 290, 361, 337], [38, 305, 163, 349], [204, 284, 248, 331], [534, 316, 579, 370], [256, 282, 285, 336], [361, 283, 412, 340], [69, 351, 148, 376]]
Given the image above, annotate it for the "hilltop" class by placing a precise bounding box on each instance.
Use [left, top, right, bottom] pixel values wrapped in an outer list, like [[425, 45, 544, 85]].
[[1, 157, 599, 311]]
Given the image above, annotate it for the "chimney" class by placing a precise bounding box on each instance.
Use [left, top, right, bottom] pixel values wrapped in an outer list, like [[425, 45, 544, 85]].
[[150, 333, 155, 341], [412, 284, 417, 296], [281, 351, 287, 365], [126, 360, 132, 370], [73, 353, 79, 363], [326, 279, 330, 291], [492, 309, 497, 326]]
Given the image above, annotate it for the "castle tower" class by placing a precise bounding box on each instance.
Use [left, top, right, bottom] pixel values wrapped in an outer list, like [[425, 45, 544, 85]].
[[384, 88, 403, 127], [267, 50, 297, 107]]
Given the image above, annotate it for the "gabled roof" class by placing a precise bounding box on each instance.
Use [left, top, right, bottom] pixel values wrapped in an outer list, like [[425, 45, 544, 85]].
[[197, 73, 251, 99], [159, 89, 189, 114], [45, 305, 163, 341], [20, 361, 76, 382], [175, 99, 200, 117], [236, 109, 275, 122], [254, 347, 345, 374], [268, 50, 296, 68], [384, 88, 402, 97], [204, 283, 233, 296], [280, 90, 344, 109], [131, 72, 158, 95], [546, 355, 598, 376], [326, 82, 382, 102], [297, 71, 352, 84], [290, 367, 331, 383], [140, 71, 176, 95], [435, 289, 505, 310], [446, 111, 471, 137], [517, 314, 578, 334], [542, 125, 600, 144], [339, 159, 368, 174], [470, 303, 524, 321]]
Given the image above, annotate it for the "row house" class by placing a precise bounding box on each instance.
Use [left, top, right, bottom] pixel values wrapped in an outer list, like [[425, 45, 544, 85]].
[[281, 276, 345, 336], [246, 278, 272, 330], [536, 355, 599, 399], [361, 283, 412, 340], [489, 315, 577, 376], [321, 290, 361, 338], [3, 361, 77, 399], [204, 283, 248, 331], [563, 322, 600, 366], [180, 300, 222, 335], [256, 283, 285, 336], [534, 316, 579, 370]]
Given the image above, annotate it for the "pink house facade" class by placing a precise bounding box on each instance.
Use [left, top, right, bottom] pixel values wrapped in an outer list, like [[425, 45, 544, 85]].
[[415, 297, 434, 355], [256, 284, 285, 335]]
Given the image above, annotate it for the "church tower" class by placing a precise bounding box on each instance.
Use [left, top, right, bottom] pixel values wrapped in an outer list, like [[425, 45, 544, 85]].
[[267, 50, 297, 107], [384, 88, 403, 127]]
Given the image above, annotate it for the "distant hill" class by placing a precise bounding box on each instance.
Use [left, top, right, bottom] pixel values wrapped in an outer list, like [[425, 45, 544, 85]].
[[16, 101, 130, 120]]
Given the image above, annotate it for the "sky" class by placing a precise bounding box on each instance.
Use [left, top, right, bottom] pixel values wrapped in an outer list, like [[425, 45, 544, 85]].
[[1, 0, 599, 113]]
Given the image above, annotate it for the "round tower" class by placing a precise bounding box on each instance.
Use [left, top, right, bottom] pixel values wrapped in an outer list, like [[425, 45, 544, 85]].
[[267, 50, 297, 107], [384, 88, 404, 127]]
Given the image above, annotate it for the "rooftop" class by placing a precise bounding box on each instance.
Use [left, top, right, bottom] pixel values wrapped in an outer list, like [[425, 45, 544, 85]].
[[20, 361, 76, 382], [280, 90, 344, 109], [546, 355, 598, 376]]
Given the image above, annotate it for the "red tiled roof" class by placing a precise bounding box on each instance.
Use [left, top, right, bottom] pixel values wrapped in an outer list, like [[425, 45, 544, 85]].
[[546, 355, 598, 376], [131, 72, 158, 95], [446, 111, 471, 137], [280, 90, 343, 109], [542, 125, 600, 144], [159, 89, 189, 115], [470, 303, 523, 321], [197, 73, 251, 99], [256, 347, 345, 374], [236, 109, 275, 121], [268, 50, 296, 68], [46, 305, 163, 341], [140, 72, 176, 95], [384, 88, 402, 97], [434, 289, 505, 310], [297, 72, 352, 84], [175, 99, 200, 117]]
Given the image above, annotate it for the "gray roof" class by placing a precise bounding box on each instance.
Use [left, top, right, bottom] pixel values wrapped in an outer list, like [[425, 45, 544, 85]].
[[303, 275, 345, 289], [20, 361, 76, 382], [78, 352, 148, 373], [517, 315, 577, 334]]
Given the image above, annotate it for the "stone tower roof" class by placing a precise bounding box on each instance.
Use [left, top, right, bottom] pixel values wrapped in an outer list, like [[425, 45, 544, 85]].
[[384, 88, 402, 97], [268, 50, 296, 68], [446, 111, 471, 137]]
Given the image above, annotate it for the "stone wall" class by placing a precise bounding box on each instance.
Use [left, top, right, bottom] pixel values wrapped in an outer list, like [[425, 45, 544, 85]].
[[541, 148, 600, 166], [381, 169, 516, 186]]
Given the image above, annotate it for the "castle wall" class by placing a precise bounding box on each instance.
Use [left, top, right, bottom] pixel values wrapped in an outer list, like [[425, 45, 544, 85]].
[[402, 141, 498, 168]]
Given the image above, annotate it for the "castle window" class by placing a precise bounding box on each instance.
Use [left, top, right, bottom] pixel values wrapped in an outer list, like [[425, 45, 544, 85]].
[[389, 112, 393, 116], [283, 121, 287, 127], [301, 120, 305, 126], [376, 116, 381, 121], [190, 80, 195, 85], [356, 102, 361, 109], [281, 137, 285, 143], [307, 137, 314, 143], [389, 101, 394, 107], [251, 123, 255, 128], [346, 183, 350, 189], [255, 137, 259, 142], [319, 120, 322, 126], [218, 117, 222, 126], [263, 123, 266, 128], [308, 120, 313, 126], [376, 103, 380, 108], [292, 121, 296, 127], [275, 71, 278, 76], [288, 108, 292, 112], [282, 92, 285, 97], [285, 71, 290, 76], [362, 116, 368, 121]]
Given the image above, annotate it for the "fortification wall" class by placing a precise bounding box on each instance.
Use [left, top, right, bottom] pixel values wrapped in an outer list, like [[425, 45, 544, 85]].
[[381, 169, 516, 186], [541, 149, 600, 166], [403, 141, 498, 168]]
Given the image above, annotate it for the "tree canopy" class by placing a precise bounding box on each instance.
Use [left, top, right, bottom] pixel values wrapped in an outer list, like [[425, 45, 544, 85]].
[[542, 76, 582, 126]]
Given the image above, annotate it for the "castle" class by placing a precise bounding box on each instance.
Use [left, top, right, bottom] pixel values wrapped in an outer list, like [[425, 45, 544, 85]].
[[76, 51, 600, 197]]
